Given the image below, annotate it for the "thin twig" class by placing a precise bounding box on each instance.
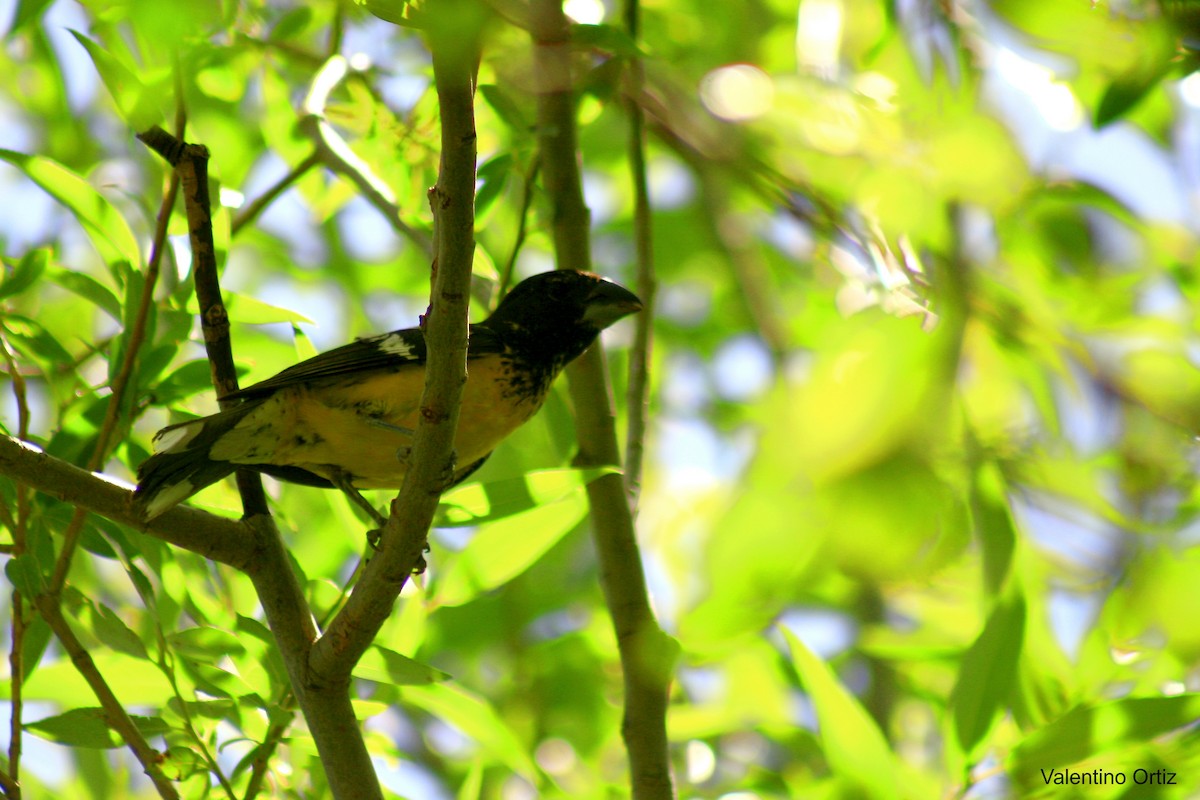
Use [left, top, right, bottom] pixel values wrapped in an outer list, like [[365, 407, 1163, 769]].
[[34, 597, 180, 799], [0, 765, 20, 797], [0, 331, 29, 799], [241, 707, 295, 800], [621, 0, 655, 510], [159, 646, 238, 798], [49, 154, 181, 595], [298, 56, 433, 255], [230, 152, 320, 237], [530, 2, 676, 798], [497, 156, 540, 299]]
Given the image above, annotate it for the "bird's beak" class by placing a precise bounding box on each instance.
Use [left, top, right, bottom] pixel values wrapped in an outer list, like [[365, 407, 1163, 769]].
[[582, 280, 643, 329]]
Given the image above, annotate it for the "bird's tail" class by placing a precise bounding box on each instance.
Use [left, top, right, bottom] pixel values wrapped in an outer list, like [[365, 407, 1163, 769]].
[[134, 405, 253, 520]]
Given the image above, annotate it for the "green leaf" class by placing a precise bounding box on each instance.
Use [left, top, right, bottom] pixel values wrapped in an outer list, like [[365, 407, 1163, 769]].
[[781, 628, 899, 800], [49, 269, 122, 320], [971, 462, 1017, 596], [0, 150, 141, 269], [0, 249, 48, 300], [10, 0, 55, 33], [949, 584, 1026, 759], [431, 477, 594, 606], [167, 626, 246, 660], [479, 85, 529, 131], [26, 707, 171, 749], [474, 153, 513, 220], [152, 360, 215, 404], [1010, 695, 1200, 781], [402, 684, 536, 779], [69, 30, 165, 131], [3, 315, 74, 366], [1093, 22, 1175, 127], [436, 467, 613, 526], [571, 24, 639, 57], [68, 597, 149, 661], [4, 554, 47, 596], [361, 0, 421, 28], [353, 645, 448, 687], [20, 616, 53, 682], [186, 292, 315, 325], [270, 6, 313, 41], [177, 659, 254, 701]]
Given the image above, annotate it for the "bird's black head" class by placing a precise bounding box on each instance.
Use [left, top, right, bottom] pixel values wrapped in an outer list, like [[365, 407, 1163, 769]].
[[485, 270, 642, 366]]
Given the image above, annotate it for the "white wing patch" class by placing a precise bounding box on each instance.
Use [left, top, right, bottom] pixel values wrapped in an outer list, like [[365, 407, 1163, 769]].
[[143, 479, 195, 519], [152, 421, 204, 454], [376, 332, 418, 359]]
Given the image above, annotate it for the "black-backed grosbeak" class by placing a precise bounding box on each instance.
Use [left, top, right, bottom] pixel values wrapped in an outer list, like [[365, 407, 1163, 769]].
[[134, 270, 642, 520]]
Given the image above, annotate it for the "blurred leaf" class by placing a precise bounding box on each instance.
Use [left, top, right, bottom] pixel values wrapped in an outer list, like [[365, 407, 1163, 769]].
[[354, 645, 448, 686], [971, 461, 1017, 596], [474, 153, 513, 220], [790, 312, 937, 481], [4, 554, 47, 596], [152, 360, 216, 404], [402, 684, 536, 779], [479, 85, 529, 131], [26, 707, 171, 749], [0, 150, 141, 269], [48, 268, 122, 320], [572, 24, 638, 57], [782, 628, 899, 800], [431, 482, 590, 606], [361, 0, 421, 28], [68, 30, 165, 131], [0, 249, 48, 300], [1095, 24, 1176, 127], [1010, 695, 1200, 780], [168, 626, 247, 660], [436, 467, 613, 526], [949, 583, 1026, 759], [186, 292, 315, 325], [10, 0, 54, 32], [1110, 547, 1200, 659], [270, 6, 313, 40]]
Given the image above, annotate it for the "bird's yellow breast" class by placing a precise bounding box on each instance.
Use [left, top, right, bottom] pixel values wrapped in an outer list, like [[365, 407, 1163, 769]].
[[210, 355, 546, 487]]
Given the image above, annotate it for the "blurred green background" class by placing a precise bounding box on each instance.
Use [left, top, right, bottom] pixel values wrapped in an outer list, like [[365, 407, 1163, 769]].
[[1, 0, 1200, 797]]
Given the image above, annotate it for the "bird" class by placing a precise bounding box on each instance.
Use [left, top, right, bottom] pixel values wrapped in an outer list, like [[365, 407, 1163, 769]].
[[134, 270, 642, 521]]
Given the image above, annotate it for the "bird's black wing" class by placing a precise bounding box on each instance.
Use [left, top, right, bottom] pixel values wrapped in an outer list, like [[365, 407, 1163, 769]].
[[222, 322, 507, 401]]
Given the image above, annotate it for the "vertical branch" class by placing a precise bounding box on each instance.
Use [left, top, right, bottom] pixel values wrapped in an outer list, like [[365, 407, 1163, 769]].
[[309, 0, 481, 680], [137, 126, 382, 800], [529, 3, 677, 798], [0, 334, 28, 799], [497, 157, 540, 299], [137, 126, 270, 517], [621, 0, 655, 509]]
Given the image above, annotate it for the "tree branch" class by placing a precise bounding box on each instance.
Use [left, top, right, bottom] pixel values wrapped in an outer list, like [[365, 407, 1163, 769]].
[[33, 596, 180, 799], [0, 436, 255, 568], [298, 55, 434, 256], [310, 7, 480, 682], [230, 151, 321, 237], [530, 3, 677, 798], [621, 0, 655, 509], [139, 126, 384, 800]]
